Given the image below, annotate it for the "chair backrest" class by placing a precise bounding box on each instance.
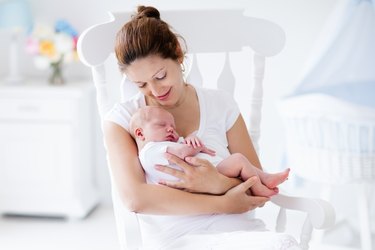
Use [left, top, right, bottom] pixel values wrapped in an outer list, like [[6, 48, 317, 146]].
[[78, 9, 285, 249]]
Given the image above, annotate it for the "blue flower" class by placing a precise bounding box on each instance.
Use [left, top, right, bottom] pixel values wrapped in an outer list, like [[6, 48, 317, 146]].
[[55, 19, 78, 37]]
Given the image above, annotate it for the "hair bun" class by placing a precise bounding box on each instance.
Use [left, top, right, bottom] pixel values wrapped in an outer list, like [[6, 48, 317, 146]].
[[135, 6, 160, 20]]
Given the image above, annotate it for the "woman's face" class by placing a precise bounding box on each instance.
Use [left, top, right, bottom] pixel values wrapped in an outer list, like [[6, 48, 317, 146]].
[[125, 55, 185, 108]]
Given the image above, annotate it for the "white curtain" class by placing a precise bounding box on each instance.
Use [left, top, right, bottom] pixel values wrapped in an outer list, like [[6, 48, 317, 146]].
[[290, 0, 375, 107]]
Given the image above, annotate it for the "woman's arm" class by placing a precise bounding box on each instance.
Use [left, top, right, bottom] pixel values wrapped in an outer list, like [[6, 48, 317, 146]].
[[103, 121, 268, 215], [226, 114, 262, 169]]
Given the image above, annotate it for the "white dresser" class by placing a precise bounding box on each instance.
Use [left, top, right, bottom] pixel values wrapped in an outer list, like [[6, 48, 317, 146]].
[[0, 81, 99, 219]]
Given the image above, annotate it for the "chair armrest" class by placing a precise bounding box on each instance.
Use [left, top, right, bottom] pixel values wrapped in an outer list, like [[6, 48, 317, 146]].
[[270, 193, 336, 229]]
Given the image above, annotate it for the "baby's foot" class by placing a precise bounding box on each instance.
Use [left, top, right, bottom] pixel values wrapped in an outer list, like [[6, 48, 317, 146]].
[[260, 168, 290, 189], [251, 183, 279, 197]]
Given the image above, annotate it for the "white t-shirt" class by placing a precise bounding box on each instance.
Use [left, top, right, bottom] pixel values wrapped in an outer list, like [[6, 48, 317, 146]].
[[105, 86, 262, 248]]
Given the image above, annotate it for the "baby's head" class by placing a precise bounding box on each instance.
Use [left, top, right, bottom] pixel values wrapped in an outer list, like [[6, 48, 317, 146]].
[[130, 106, 179, 148]]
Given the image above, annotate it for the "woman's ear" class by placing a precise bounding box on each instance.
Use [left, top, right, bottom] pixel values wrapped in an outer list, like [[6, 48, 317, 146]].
[[134, 128, 145, 140]]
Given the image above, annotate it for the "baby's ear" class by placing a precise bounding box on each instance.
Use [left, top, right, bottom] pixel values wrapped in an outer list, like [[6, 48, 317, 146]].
[[134, 128, 144, 140]]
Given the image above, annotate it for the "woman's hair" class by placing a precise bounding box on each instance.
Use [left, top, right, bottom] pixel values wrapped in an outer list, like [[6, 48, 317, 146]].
[[115, 5, 185, 73]]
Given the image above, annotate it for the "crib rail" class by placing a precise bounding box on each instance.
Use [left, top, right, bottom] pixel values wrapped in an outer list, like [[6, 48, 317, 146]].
[[279, 94, 375, 184]]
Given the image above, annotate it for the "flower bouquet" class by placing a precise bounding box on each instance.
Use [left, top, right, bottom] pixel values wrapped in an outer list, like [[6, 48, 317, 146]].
[[26, 19, 79, 84]]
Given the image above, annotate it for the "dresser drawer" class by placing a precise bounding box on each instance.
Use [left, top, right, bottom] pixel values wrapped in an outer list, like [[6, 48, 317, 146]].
[[0, 98, 76, 121]]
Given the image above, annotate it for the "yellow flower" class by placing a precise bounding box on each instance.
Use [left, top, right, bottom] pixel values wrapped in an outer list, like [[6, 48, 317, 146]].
[[39, 40, 56, 58]]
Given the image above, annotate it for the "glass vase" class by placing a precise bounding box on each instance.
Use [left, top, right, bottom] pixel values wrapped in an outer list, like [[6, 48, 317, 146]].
[[49, 59, 65, 85]]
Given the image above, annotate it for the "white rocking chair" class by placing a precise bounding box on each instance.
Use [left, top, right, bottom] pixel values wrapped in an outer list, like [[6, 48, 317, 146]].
[[77, 9, 335, 250]]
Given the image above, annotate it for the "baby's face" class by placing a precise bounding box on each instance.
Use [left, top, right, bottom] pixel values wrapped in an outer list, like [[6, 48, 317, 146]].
[[143, 109, 179, 143]]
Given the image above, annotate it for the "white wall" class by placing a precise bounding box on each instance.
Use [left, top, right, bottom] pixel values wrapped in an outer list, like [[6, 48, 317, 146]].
[[0, 0, 339, 204]]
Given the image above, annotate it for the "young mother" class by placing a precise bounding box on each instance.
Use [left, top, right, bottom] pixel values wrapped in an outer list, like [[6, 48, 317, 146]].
[[104, 5, 288, 249]]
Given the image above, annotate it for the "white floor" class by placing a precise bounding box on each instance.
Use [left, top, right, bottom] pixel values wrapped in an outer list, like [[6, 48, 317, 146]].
[[0, 205, 120, 250], [0, 203, 373, 250]]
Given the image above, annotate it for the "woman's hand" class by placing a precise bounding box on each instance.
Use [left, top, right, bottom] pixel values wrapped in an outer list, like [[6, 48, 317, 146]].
[[221, 176, 269, 213], [156, 153, 241, 194]]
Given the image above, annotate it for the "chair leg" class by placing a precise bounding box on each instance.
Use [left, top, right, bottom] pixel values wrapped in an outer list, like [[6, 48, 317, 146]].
[[357, 182, 372, 250], [300, 217, 313, 250], [313, 184, 333, 244]]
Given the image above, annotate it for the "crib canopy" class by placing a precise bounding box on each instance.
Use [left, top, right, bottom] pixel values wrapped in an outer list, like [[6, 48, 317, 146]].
[[290, 0, 375, 107]]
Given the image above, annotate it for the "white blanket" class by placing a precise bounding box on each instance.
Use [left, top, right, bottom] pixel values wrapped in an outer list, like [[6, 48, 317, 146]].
[[157, 231, 301, 250]]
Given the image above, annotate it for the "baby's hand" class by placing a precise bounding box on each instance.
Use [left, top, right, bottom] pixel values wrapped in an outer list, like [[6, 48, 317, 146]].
[[184, 135, 202, 148], [200, 146, 216, 156], [184, 134, 216, 156]]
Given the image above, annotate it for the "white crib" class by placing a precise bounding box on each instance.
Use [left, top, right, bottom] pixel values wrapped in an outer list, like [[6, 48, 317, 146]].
[[279, 93, 375, 184], [78, 9, 335, 250], [279, 93, 375, 250]]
